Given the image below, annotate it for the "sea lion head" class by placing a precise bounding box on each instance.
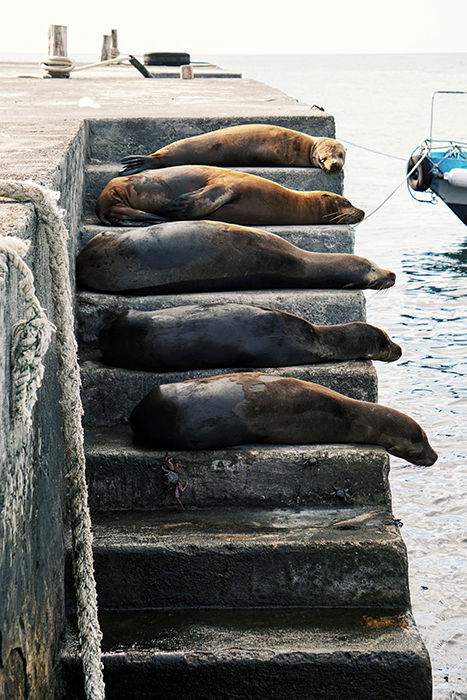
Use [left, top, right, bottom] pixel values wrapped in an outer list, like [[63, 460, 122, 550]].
[[319, 193, 365, 225], [344, 256, 396, 290], [339, 322, 402, 362], [312, 138, 346, 172], [383, 410, 438, 466]]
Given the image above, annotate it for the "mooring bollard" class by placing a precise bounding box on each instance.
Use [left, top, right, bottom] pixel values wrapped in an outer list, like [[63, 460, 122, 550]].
[[110, 29, 120, 59], [180, 64, 194, 80], [100, 35, 112, 62], [41, 25, 74, 78]]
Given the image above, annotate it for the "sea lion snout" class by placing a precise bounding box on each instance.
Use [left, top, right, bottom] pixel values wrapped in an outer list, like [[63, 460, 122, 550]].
[[382, 340, 402, 362], [348, 206, 365, 224], [387, 419, 438, 467], [366, 267, 396, 290], [410, 446, 438, 467]]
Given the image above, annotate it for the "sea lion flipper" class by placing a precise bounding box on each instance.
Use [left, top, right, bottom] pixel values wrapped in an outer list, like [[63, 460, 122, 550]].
[[119, 155, 157, 175], [104, 205, 168, 226], [158, 184, 235, 220]]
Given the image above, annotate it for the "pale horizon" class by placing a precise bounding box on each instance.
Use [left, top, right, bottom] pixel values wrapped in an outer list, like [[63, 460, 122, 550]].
[[2, 0, 467, 57]]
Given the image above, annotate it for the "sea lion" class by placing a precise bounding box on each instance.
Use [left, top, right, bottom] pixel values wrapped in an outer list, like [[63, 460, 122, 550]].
[[95, 165, 364, 227], [119, 123, 346, 175], [99, 303, 402, 371], [77, 220, 394, 294], [129, 372, 438, 466]]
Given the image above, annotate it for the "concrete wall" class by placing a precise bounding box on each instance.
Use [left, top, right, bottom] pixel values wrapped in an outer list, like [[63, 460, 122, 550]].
[[0, 122, 86, 699]]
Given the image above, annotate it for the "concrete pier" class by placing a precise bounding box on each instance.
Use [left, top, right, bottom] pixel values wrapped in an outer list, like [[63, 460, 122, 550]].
[[0, 61, 431, 699]]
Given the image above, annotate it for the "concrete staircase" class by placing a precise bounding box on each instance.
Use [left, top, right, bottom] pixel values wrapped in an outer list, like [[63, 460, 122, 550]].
[[61, 116, 431, 699]]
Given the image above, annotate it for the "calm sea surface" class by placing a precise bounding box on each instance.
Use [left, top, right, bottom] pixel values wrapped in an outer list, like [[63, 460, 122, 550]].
[[204, 53, 467, 699], [2, 51, 465, 698]]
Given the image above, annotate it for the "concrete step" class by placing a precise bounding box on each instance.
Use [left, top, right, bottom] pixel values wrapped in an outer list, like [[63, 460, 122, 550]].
[[69, 507, 409, 609], [81, 359, 377, 427], [78, 221, 355, 254], [88, 116, 337, 162], [85, 426, 390, 511], [61, 607, 431, 700], [77, 289, 366, 352], [84, 163, 343, 209]]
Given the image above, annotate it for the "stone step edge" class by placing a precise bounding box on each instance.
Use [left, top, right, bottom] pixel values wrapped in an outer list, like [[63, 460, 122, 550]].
[[60, 614, 430, 700], [77, 221, 355, 254], [84, 425, 390, 511], [85, 162, 335, 175], [88, 505, 400, 547], [68, 506, 409, 610]]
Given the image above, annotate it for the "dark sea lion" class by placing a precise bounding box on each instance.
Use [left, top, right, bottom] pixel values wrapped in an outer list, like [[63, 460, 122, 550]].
[[95, 165, 364, 227], [99, 303, 402, 371], [77, 220, 394, 294], [119, 123, 346, 175], [129, 372, 438, 466]]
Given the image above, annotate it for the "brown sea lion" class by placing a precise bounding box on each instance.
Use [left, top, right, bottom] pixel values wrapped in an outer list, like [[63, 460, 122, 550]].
[[129, 372, 438, 466], [99, 303, 402, 371], [95, 165, 364, 227], [77, 220, 393, 294], [119, 123, 346, 175]]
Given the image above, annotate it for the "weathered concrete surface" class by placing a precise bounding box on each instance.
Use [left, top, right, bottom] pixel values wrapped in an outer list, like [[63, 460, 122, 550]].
[[78, 289, 367, 352], [0, 61, 335, 184], [61, 608, 432, 700], [85, 426, 390, 511], [68, 507, 409, 610], [84, 163, 344, 207], [79, 222, 355, 253], [80, 360, 377, 427], [0, 97, 87, 699]]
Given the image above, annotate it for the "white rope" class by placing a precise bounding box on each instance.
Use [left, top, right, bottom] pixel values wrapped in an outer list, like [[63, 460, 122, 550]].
[[0, 180, 105, 700], [339, 137, 407, 162], [0, 234, 55, 427], [357, 147, 430, 224]]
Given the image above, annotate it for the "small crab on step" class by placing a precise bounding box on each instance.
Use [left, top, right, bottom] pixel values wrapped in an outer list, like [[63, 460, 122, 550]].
[[161, 453, 188, 509], [329, 483, 354, 504]]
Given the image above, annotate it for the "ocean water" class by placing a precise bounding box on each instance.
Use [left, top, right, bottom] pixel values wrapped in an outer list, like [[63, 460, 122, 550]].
[[203, 53, 467, 700]]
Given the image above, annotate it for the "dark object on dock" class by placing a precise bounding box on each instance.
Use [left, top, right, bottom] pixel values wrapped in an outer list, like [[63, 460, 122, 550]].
[[128, 55, 155, 79], [144, 52, 190, 66]]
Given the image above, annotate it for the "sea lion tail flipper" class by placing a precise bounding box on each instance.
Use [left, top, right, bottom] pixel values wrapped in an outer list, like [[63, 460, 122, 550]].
[[158, 185, 236, 220], [119, 155, 157, 175], [102, 205, 169, 226]]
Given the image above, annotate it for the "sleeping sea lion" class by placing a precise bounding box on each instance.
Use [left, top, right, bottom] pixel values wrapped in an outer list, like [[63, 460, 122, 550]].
[[99, 303, 402, 371], [77, 220, 393, 294], [119, 123, 346, 175], [95, 165, 364, 227], [129, 372, 438, 466]]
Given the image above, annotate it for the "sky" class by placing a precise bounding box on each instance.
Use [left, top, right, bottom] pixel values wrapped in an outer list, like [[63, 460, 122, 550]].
[[2, 0, 467, 56]]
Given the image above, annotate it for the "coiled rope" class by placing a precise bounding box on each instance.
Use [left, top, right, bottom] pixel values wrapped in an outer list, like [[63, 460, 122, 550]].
[[0, 180, 105, 700], [0, 234, 55, 426]]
